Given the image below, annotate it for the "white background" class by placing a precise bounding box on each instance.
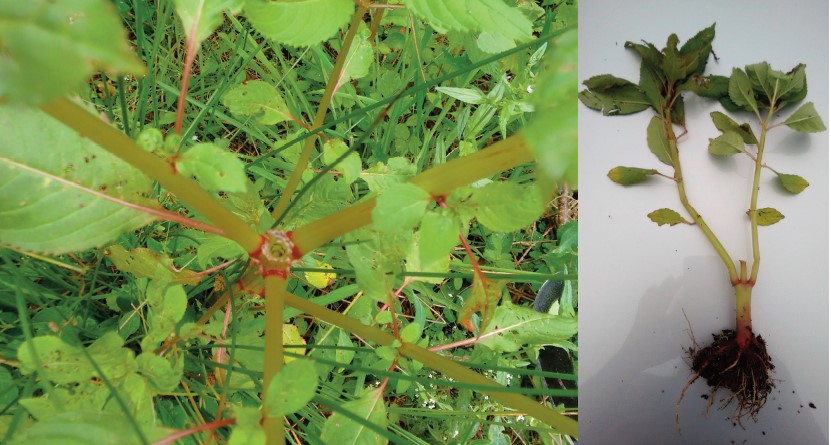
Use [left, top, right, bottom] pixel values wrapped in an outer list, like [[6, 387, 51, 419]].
[[578, 1, 829, 444]]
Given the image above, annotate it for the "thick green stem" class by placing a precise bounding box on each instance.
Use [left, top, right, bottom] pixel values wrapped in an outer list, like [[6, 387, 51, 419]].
[[271, 6, 368, 222], [282, 292, 578, 438], [749, 105, 775, 283], [663, 112, 738, 282], [263, 274, 286, 445], [39, 99, 262, 253], [290, 134, 534, 254]]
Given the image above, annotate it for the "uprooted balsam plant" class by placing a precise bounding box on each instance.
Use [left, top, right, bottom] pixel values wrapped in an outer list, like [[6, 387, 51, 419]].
[[0, 1, 579, 444], [579, 24, 826, 428]]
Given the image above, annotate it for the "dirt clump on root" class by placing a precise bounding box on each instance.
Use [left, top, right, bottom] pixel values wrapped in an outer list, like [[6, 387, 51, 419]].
[[680, 329, 775, 427]]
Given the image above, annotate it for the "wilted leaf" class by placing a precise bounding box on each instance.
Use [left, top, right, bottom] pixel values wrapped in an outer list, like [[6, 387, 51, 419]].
[[459, 277, 506, 332], [678, 23, 716, 76], [777, 173, 809, 194], [607, 166, 659, 185], [305, 260, 336, 289], [647, 208, 691, 226], [783, 102, 826, 133], [710, 111, 758, 144], [578, 75, 650, 116], [708, 131, 744, 156], [728, 68, 758, 113], [749, 207, 784, 226]]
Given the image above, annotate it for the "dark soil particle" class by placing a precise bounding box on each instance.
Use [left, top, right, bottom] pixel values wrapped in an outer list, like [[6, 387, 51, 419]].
[[809, 402, 816, 409], [689, 329, 775, 423]]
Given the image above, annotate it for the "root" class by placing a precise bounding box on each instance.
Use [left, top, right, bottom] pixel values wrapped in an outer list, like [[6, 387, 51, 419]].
[[676, 369, 703, 434]]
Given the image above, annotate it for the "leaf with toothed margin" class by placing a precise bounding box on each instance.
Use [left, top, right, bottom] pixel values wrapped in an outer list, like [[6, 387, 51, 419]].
[[404, 0, 533, 43], [0, 105, 156, 255], [173, 0, 244, 48], [244, 0, 354, 47], [777, 173, 809, 194], [648, 208, 691, 226], [749, 207, 784, 226]]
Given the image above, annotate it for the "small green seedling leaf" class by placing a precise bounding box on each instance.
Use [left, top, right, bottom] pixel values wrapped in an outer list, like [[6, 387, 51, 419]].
[[647, 208, 692, 226], [607, 166, 659, 185], [175, 143, 249, 193], [472, 181, 545, 233], [728, 68, 758, 113], [708, 131, 744, 156], [228, 406, 265, 445], [777, 173, 809, 194], [265, 358, 319, 417], [320, 387, 387, 445], [647, 116, 672, 165], [399, 321, 423, 344], [749, 207, 784, 226], [783, 102, 827, 133], [371, 183, 430, 233], [244, 0, 354, 47], [710, 111, 758, 144], [435, 86, 488, 105], [222, 80, 292, 125], [322, 139, 362, 184]]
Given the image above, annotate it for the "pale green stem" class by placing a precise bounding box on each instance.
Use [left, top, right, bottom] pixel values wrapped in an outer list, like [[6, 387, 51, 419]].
[[263, 274, 286, 445], [271, 6, 368, 221], [39, 99, 262, 253], [663, 111, 738, 282], [283, 292, 579, 438]]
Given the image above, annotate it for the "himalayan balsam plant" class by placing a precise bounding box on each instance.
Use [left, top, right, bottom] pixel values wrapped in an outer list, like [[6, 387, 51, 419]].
[[0, 1, 578, 444], [579, 24, 826, 428]]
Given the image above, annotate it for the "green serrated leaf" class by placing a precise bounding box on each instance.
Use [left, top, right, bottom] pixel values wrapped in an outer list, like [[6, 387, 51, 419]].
[[323, 139, 362, 184], [708, 131, 744, 156], [578, 75, 650, 116], [783, 102, 827, 133], [404, 0, 532, 43], [320, 388, 388, 445], [607, 166, 659, 185], [678, 23, 715, 76], [647, 208, 691, 226], [646, 117, 672, 166], [17, 336, 93, 384], [750, 207, 784, 226], [777, 173, 809, 194], [472, 181, 544, 233], [141, 282, 187, 352], [265, 359, 319, 417], [222, 80, 292, 125], [106, 245, 201, 285], [371, 183, 430, 233], [710, 111, 758, 144], [418, 209, 460, 270], [0, 106, 155, 254], [175, 143, 249, 193], [196, 235, 246, 268], [173, 0, 243, 47], [0, 0, 145, 104], [136, 353, 181, 392], [728, 68, 758, 113], [776, 64, 808, 107], [244, 0, 354, 47], [360, 157, 417, 192]]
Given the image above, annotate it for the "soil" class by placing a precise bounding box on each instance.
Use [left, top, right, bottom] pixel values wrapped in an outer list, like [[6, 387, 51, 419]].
[[687, 329, 775, 425]]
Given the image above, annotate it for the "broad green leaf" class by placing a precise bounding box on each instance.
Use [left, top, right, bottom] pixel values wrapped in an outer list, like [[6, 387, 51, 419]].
[[479, 301, 577, 353], [749, 207, 784, 226], [8, 410, 167, 445], [286, 174, 353, 227], [607, 166, 659, 185], [776, 64, 808, 107], [728, 68, 758, 113], [229, 406, 266, 445], [399, 321, 423, 344], [473, 181, 545, 233], [708, 131, 744, 156], [624, 41, 662, 74], [638, 59, 664, 112], [335, 23, 373, 93], [0, 0, 144, 104], [323, 139, 362, 184], [244, 0, 354, 47], [578, 75, 650, 116], [678, 23, 716, 76], [435, 87, 488, 105], [744, 62, 775, 99], [196, 234, 246, 268], [661, 34, 696, 83], [459, 277, 506, 332], [136, 353, 181, 392], [17, 336, 93, 384], [710, 111, 758, 144], [777, 173, 809, 194], [646, 116, 672, 166], [85, 332, 136, 383], [141, 282, 187, 352], [647, 208, 691, 226], [476, 31, 516, 53], [106, 245, 202, 285], [265, 358, 319, 417], [371, 183, 430, 233], [0, 106, 155, 254], [222, 80, 292, 125], [360, 157, 417, 192], [783, 102, 827, 133], [404, 0, 533, 43], [320, 387, 388, 445], [418, 209, 460, 271], [175, 143, 249, 193], [336, 330, 356, 366], [173, 0, 243, 47], [680, 75, 730, 101]]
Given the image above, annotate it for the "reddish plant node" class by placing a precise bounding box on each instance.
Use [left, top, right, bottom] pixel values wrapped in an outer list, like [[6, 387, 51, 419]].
[[432, 194, 447, 206], [285, 230, 304, 260]]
